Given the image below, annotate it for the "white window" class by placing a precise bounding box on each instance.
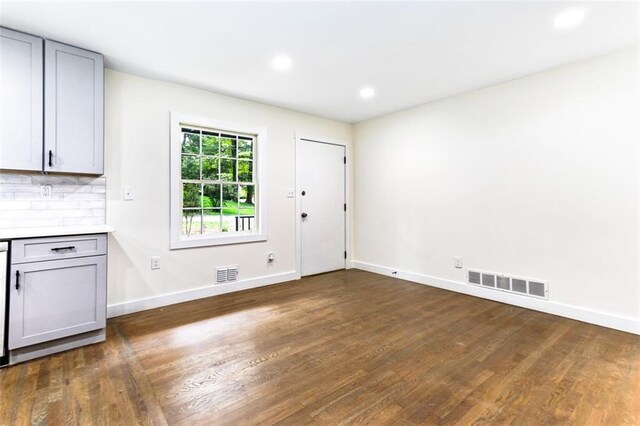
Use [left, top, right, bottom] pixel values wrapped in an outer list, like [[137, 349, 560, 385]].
[[170, 112, 267, 249]]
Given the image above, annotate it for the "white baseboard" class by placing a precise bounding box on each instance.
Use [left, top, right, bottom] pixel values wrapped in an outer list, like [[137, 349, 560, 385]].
[[107, 271, 298, 318], [352, 260, 640, 335]]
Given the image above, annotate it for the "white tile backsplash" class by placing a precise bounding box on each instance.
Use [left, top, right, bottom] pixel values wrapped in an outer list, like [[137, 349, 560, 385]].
[[0, 172, 106, 229], [0, 174, 31, 184]]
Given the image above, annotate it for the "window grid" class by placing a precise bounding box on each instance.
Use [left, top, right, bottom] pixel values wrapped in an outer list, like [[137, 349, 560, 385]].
[[180, 127, 256, 236]]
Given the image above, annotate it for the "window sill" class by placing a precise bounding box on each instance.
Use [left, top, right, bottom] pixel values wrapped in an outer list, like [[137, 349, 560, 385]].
[[170, 233, 267, 249]]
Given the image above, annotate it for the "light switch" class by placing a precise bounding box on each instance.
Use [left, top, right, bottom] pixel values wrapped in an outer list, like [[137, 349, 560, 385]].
[[454, 256, 463, 269]]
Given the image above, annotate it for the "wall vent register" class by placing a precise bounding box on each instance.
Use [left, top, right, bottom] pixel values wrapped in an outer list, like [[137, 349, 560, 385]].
[[467, 269, 548, 300], [215, 265, 239, 284]]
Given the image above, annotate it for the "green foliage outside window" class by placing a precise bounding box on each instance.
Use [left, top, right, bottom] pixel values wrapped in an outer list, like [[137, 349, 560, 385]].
[[180, 128, 256, 236]]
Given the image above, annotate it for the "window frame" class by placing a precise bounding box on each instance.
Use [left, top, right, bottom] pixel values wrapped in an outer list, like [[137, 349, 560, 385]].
[[170, 112, 267, 249]]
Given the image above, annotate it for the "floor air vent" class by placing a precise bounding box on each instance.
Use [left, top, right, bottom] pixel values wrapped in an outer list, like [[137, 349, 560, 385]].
[[496, 276, 510, 290], [468, 269, 548, 299], [512, 278, 527, 294], [528, 281, 546, 298], [482, 274, 496, 287], [216, 268, 228, 283], [227, 266, 238, 282], [216, 265, 239, 284]]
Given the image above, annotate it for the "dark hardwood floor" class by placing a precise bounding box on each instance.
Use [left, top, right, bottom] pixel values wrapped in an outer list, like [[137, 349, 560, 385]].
[[1, 269, 639, 425]]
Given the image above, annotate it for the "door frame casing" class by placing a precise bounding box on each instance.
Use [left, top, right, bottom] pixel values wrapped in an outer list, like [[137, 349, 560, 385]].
[[295, 133, 352, 279]]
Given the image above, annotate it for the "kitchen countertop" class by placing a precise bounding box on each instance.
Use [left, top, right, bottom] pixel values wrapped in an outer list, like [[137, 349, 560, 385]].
[[0, 225, 115, 240]]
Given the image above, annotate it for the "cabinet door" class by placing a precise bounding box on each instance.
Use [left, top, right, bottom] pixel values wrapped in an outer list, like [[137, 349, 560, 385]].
[[44, 40, 103, 175], [0, 28, 43, 172], [8, 255, 106, 349]]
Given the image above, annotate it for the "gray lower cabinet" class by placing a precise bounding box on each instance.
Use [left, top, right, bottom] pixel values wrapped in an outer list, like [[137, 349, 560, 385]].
[[8, 236, 107, 351]]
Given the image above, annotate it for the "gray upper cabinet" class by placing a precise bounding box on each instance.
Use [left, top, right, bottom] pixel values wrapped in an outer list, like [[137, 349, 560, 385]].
[[0, 28, 44, 172], [0, 27, 104, 175], [45, 40, 104, 175]]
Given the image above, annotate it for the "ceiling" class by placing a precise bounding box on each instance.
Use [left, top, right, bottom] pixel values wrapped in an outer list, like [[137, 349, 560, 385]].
[[1, 1, 637, 123]]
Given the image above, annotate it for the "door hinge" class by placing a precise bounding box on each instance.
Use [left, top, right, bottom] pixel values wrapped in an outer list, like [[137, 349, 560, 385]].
[[343, 156, 346, 164], [344, 251, 347, 259]]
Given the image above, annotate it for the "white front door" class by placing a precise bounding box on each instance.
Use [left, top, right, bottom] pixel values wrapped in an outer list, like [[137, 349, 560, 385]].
[[299, 139, 346, 276]]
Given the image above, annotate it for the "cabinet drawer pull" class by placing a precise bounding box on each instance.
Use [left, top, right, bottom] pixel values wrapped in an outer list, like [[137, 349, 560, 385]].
[[15, 270, 20, 290], [51, 246, 76, 252], [48, 150, 53, 167]]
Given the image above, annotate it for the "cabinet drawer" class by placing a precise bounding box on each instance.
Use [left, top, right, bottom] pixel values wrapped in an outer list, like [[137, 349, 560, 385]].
[[11, 234, 107, 264], [8, 255, 107, 349]]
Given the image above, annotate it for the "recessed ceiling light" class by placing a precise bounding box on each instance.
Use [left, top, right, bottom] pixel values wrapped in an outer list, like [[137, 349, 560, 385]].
[[360, 87, 375, 99], [271, 54, 292, 72], [554, 8, 587, 30]]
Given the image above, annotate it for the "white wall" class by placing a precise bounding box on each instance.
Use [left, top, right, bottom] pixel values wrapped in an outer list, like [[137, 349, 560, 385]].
[[105, 70, 351, 313], [353, 48, 639, 330], [105, 49, 639, 332]]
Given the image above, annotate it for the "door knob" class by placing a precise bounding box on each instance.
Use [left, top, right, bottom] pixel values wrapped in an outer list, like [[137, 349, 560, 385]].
[[301, 212, 308, 218]]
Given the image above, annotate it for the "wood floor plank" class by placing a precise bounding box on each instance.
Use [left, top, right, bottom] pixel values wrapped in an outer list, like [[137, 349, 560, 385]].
[[1, 269, 638, 425]]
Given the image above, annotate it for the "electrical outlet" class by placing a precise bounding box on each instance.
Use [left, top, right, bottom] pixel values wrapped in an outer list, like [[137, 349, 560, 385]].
[[151, 256, 160, 270], [286, 189, 295, 198], [454, 256, 463, 269], [123, 187, 135, 201], [40, 185, 52, 199]]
